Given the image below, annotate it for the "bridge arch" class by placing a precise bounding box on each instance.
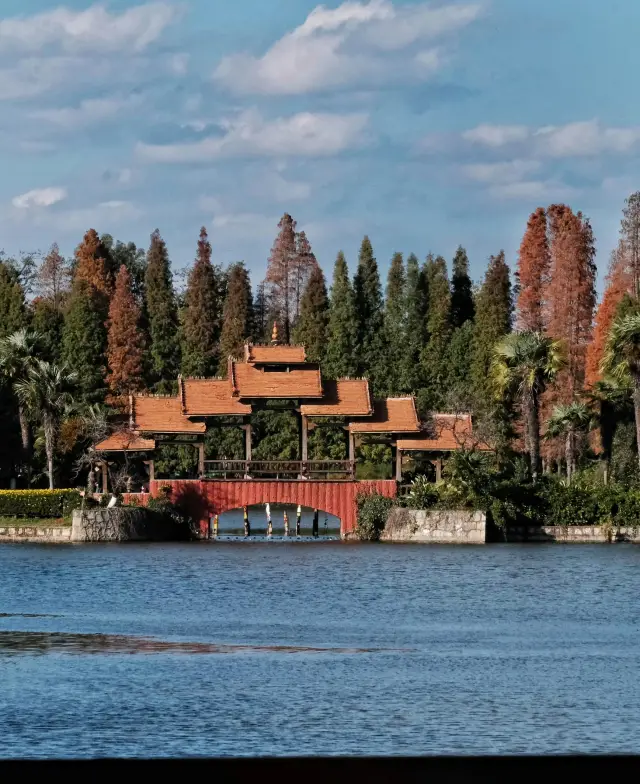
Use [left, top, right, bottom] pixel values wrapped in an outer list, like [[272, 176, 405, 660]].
[[146, 479, 397, 537]]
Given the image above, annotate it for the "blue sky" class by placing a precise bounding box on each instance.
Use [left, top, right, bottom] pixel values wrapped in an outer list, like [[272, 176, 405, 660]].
[[1, 0, 639, 290]]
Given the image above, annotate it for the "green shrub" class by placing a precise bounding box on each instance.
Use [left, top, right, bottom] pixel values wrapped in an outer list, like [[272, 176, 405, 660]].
[[355, 492, 394, 541], [0, 490, 81, 519], [404, 475, 439, 510]]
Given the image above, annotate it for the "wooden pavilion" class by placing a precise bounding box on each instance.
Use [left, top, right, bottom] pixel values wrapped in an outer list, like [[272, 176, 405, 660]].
[[95, 325, 487, 490]]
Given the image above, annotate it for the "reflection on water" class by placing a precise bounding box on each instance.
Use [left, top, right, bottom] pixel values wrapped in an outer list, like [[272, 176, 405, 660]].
[[0, 631, 406, 657]]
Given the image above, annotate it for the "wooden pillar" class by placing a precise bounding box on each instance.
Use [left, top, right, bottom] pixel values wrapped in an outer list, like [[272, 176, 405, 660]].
[[144, 460, 155, 483], [435, 457, 443, 483], [101, 461, 108, 494], [197, 442, 205, 477], [244, 423, 252, 462], [395, 447, 403, 482], [348, 431, 355, 463], [301, 415, 308, 463]]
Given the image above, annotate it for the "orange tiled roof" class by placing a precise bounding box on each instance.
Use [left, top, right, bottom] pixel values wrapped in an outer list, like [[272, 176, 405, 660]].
[[95, 432, 156, 452], [244, 344, 306, 363], [231, 361, 323, 398], [180, 378, 251, 416], [396, 414, 492, 451], [133, 396, 205, 434], [301, 379, 373, 416], [349, 398, 420, 433]]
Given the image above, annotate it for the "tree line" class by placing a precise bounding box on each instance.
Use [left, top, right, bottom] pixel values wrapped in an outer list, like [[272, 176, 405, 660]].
[[2, 192, 640, 488]]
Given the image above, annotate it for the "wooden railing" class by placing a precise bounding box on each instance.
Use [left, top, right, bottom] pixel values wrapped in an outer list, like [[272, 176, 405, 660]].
[[201, 460, 356, 480]]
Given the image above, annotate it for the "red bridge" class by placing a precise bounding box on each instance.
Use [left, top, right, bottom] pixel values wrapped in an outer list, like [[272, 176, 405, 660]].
[[134, 478, 398, 537]]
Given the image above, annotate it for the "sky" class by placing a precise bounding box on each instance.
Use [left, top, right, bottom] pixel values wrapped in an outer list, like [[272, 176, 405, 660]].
[[0, 0, 639, 290]]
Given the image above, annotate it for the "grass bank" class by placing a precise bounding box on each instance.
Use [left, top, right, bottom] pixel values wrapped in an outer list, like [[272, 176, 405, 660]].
[[0, 517, 71, 527]]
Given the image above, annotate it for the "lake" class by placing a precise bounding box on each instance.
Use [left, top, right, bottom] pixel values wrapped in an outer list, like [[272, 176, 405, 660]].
[[1, 541, 640, 758]]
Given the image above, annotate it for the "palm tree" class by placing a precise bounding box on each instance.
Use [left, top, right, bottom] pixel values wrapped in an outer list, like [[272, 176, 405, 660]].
[[601, 312, 640, 470], [545, 402, 594, 483], [0, 329, 42, 484], [491, 331, 565, 480], [14, 360, 77, 490], [585, 380, 631, 484]]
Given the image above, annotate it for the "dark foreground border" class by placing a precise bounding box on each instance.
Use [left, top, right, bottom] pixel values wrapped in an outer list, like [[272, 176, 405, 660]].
[[1, 756, 639, 780]]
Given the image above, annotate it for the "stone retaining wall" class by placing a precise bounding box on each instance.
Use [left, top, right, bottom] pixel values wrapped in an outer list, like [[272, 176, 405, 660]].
[[507, 525, 640, 543], [381, 508, 487, 544], [0, 526, 71, 543], [71, 507, 193, 542]]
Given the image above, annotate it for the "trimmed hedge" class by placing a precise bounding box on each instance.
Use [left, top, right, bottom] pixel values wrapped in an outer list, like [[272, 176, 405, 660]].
[[0, 490, 81, 519]]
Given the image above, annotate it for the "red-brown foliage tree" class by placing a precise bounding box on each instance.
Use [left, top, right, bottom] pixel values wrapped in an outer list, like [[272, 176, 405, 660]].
[[106, 265, 145, 405], [35, 243, 71, 311], [73, 228, 113, 298], [516, 207, 551, 332], [585, 243, 632, 388]]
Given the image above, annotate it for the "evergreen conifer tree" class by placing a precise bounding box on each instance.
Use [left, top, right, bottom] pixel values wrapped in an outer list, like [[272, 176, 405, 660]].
[[383, 252, 406, 396], [106, 265, 145, 402], [181, 227, 221, 377], [219, 262, 253, 366], [451, 246, 475, 328], [145, 229, 180, 386], [0, 262, 27, 339], [293, 265, 329, 363], [31, 299, 63, 364], [62, 279, 108, 402], [353, 236, 387, 394], [324, 252, 359, 379], [401, 253, 428, 392], [419, 255, 452, 411]]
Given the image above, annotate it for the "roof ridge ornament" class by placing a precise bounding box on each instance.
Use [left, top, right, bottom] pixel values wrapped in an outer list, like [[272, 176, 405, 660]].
[[271, 321, 280, 345]]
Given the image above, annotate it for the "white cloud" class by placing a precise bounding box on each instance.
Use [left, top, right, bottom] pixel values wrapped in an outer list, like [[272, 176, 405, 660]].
[[462, 119, 640, 157], [461, 159, 541, 184], [462, 124, 529, 147], [488, 180, 578, 201], [12, 187, 67, 209], [213, 0, 482, 94], [0, 2, 180, 54], [136, 109, 369, 162], [169, 53, 189, 75], [31, 95, 141, 128]]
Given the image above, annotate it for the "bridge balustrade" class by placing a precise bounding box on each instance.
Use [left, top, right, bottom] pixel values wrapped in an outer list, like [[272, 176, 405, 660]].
[[201, 460, 356, 481]]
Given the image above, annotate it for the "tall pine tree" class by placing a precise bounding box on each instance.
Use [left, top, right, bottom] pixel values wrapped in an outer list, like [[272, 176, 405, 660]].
[[219, 262, 253, 366], [419, 255, 451, 411], [181, 227, 221, 377], [516, 207, 550, 332], [354, 236, 386, 394], [145, 229, 180, 387], [451, 246, 475, 328], [62, 279, 108, 403], [401, 253, 428, 393], [265, 214, 297, 343], [383, 252, 406, 396], [324, 252, 359, 379], [0, 262, 26, 339], [470, 251, 513, 403], [293, 265, 329, 363]]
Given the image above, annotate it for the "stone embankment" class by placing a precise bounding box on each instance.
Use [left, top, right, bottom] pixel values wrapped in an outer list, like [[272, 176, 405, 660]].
[[381, 508, 487, 544], [506, 525, 640, 543], [0, 526, 71, 543]]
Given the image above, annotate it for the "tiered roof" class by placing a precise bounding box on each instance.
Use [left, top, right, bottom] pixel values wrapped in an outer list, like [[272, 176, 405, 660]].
[[244, 343, 306, 364], [348, 398, 420, 434], [179, 377, 252, 416], [95, 432, 156, 452], [396, 414, 491, 451], [230, 359, 323, 398], [133, 396, 205, 434], [301, 379, 373, 417]]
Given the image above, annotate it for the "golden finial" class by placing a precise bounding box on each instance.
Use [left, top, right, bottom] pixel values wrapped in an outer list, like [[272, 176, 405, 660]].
[[271, 321, 279, 344]]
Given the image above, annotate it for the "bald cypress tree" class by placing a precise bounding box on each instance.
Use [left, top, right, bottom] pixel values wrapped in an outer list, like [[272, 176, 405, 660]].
[[324, 252, 358, 379], [106, 265, 145, 403], [181, 227, 221, 377], [62, 278, 107, 403], [384, 252, 406, 396], [293, 265, 328, 363], [145, 229, 180, 387], [219, 262, 253, 366], [451, 246, 475, 328], [354, 236, 386, 394]]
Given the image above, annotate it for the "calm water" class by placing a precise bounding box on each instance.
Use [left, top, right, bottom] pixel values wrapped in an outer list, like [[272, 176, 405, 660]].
[[1, 541, 640, 758]]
